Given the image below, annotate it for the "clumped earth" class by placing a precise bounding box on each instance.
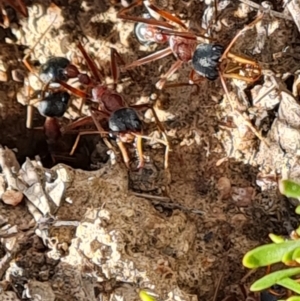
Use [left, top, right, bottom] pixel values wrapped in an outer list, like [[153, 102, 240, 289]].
[[0, 0, 300, 300]]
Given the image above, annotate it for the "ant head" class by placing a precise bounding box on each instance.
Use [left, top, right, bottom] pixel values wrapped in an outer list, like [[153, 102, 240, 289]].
[[134, 14, 168, 45], [109, 108, 142, 133], [192, 44, 224, 81], [135, 22, 155, 46]]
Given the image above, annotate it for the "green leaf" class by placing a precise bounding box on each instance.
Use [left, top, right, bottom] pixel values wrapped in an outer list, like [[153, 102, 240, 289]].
[[282, 248, 296, 265], [279, 179, 300, 199], [293, 248, 300, 263], [243, 240, 300, 268], [139, 291, 157, 301], [269, 233, 285, 243], [250, 268, 300, 291], [277, 277, 300, 294], [285, 296, 300, 301]]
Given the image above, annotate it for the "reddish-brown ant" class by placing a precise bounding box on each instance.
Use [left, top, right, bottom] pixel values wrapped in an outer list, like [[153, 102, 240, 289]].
[[23, 50, 93, 143], [117, 0, 262, 90], [23, 23, 169, 169], [118, 1, 268, 144], [19, 19, 102, 163], [58, 42, 170, 169]]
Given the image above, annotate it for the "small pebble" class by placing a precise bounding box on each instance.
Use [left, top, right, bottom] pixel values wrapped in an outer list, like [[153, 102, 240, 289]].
[[0, 70, 7, 82], [2, 190, 24, 206]]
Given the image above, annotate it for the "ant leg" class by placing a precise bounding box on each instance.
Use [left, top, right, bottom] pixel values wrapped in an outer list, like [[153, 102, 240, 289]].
[[77, 42, 103, 83], [26, 81, 52, 128], [57, 80, 90, 116], [22, 17, 57, 128], [136, 134, 144, 169], [57, 80, 89, 98], [214, 0, 218, 23], [0, 4, 9, 27], [65, 109, 113, 155], [90, 110, 116, 152], [116, 140, 130, 168], [156, 59, 183, 90], [24, 76, 36, 128], [110, 48, 136, 89], [26, 105, 34, 129], [61, 116, 94, 133], [118, 0, 206, 39], [125, 47, 173, 69], [117, 0, 175, 29], [128, 102, 170, 168], [222, 52, 261, 82], [133, 133, 169, 169], [22, 16, 57, 75], [145, 2, 187, 30], [69, 131, 103, 156], [218, 71, 269, 146], [146, 106, 170, 169], [189, 69, 205, 84], [220, 13, 264, 61], [110, 48, 120, 88], [159, 29, 210, 40]]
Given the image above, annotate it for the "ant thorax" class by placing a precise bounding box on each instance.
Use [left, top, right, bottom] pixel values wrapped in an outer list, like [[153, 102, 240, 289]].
[[92, 85, 125, 113], [169, 35, 198, 62], [91, 84, 107, 102]]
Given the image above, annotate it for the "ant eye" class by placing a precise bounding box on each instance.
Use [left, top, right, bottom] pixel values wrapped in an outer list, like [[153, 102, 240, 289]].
[[134, 22, 155, 46], [192, 43, 224, 81]]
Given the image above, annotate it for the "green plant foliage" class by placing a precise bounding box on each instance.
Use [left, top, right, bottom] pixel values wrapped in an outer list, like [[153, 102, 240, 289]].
[[139, 290, 157, 301], [279, 179, 300, 199], [250, 268, 300, 292], [269, 233, 285, 243], [243, 240, 300, 268], [283, 296, 300, 301], [242, 178, 300, 300]]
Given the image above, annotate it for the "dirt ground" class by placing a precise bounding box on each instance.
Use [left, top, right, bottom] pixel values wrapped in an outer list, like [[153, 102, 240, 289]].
[[0, 0, 300, 300]]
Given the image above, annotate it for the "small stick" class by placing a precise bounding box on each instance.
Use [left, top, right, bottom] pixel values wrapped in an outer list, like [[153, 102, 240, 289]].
[[212, 272, 223, 301], [132, 192, 205, 215]]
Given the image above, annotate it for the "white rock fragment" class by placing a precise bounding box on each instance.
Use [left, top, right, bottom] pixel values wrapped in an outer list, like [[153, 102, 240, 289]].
[[45, 178, 65, 207]]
